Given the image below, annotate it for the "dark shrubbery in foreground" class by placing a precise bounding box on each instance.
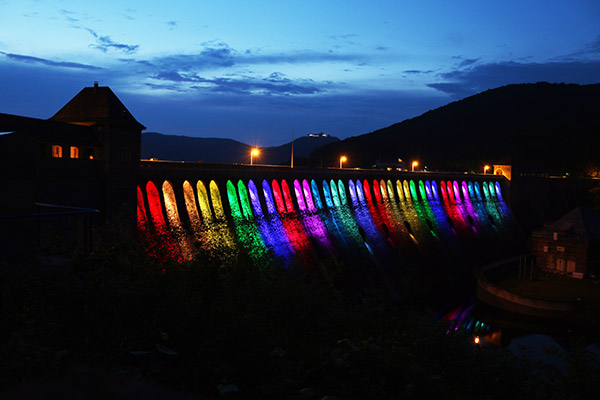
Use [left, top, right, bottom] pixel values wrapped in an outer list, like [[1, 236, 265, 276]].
[[1, 239, 599, 399]]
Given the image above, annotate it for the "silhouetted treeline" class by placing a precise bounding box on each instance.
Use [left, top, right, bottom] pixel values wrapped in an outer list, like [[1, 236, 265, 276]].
[[311, 82, 600, 176]]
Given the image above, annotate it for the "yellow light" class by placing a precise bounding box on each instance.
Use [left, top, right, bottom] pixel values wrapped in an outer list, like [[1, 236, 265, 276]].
[[411, 161, 418, 171], [252, 148, 260, 156], [484, 165, 490, 174], [340, 156, 347, 168], [474, 336, 480, 344]]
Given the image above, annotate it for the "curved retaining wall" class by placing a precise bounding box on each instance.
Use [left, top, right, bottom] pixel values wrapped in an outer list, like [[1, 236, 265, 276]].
[[476, 257, 580, 318]]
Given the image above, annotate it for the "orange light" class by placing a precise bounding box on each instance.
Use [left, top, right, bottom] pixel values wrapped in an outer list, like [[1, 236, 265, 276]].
[[411, 161, 419, 171], [484, 165, 490, 174], [340, 156, 347, 168], [250, 148, 260, 165], [474, 336, 480, 344]]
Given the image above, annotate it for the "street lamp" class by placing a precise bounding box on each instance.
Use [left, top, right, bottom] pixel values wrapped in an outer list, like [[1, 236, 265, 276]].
[[340, 155, 347, 169], [250, 148, 260, 165], [411, 161, 419, 172], [484, 165, 490, 174]]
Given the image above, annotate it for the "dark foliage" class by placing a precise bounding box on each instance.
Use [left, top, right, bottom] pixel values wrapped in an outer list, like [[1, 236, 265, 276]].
[[1, 237, 599, 399]]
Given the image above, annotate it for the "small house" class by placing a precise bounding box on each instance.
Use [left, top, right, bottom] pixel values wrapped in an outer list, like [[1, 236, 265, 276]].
[[532, 206, 600, 278]]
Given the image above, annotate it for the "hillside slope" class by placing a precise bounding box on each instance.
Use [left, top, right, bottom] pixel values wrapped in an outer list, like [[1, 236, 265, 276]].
[[311, 82, 600, 175], [141, 132, 338, 165]]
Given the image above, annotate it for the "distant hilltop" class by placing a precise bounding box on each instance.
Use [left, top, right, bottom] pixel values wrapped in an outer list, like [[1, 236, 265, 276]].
[[311, 82, 600, 176], [141, 132, 339, 165]]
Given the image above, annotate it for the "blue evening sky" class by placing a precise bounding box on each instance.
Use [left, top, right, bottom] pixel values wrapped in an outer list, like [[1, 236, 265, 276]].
[[1, 0, 599, 145]]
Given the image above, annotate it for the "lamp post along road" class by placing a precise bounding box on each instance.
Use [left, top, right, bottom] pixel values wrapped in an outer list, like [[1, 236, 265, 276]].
[[340, 156, 347, 169], [251, 148, 260, 165]]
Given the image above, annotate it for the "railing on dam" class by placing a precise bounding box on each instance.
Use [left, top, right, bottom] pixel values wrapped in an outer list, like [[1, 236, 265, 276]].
[[136, 162, 518, 272]]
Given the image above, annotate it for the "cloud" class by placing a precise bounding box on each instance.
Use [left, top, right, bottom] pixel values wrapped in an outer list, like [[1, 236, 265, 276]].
[[428, 60, 600, 97], [151, 70, 322, 95], [59, 9, 79, 23], [85, 28, 139, 54], [0, 51, 102, 70], [167, 21, 177, 30], [403, 69, 434, 74], [149, 43, 366, 74], [0, 57, 449, 145], [457, 58, 479, 68], [567, 35, 600, 58]]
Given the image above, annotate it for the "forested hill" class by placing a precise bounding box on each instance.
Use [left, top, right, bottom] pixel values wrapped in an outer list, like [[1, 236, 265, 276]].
[[141, 132, 339, 165], [311, 82, 600, 176]]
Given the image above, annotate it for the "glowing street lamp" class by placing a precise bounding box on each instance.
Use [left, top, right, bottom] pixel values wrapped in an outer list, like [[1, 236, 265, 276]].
[[250, 148, 260, 165], [340, 155, 347, 169], [484, 165, 490, 174], [411, 161, 419, 172]]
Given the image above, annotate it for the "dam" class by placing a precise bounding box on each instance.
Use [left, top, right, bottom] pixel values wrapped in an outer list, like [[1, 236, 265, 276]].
[[0, 83, 522, 278], [137, 162, 519, 285]]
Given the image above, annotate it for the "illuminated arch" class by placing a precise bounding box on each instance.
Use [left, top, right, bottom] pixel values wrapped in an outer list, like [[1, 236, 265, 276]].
[[396, 180, 405, 201], [322, 180, 334, 208], [196, 180, 213, 222], [362, 179, 373, 204], [356, 180, 365, 203], [281, 179, 295, 212], [293, 179, 307, 211], [330, 179, 341, 207], [386, 180, 395, 202], [337, 180, 347, 205], [209, 180, 225, 220], [237, 179, 254, 218], [467, 181, 475, 199], [453, 181, 461, 201], [403, 180, 411, 201], [303, 180, 316, 211], [495, 182, 503, 200], [409, 180, 418, 201], [262, 179, 276, 214], [418, 180, 427, 201], [473, 181, 482, 199], [311, 180, 323, 209], [183, 180, 201, 229], [271, 180, 286, 214], [461, 181, 469, 200], [424, 181, 432, 200], [372, 180, 382, 203], [248, 180, 263, 217], [348, 179, 358, 204], [431, 180, 439, 200], [226, 180, 242, 218]]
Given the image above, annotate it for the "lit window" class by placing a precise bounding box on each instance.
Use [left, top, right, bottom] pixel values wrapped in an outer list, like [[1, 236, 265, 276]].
[[70, 146, 79, 159], [556, 258, 565, 271], [543, 246, 548, 253], [553, 232, 558, 240], [52, 145, 63, 158], [557, 246, 565, 252], [567, 260, 576, 273]]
